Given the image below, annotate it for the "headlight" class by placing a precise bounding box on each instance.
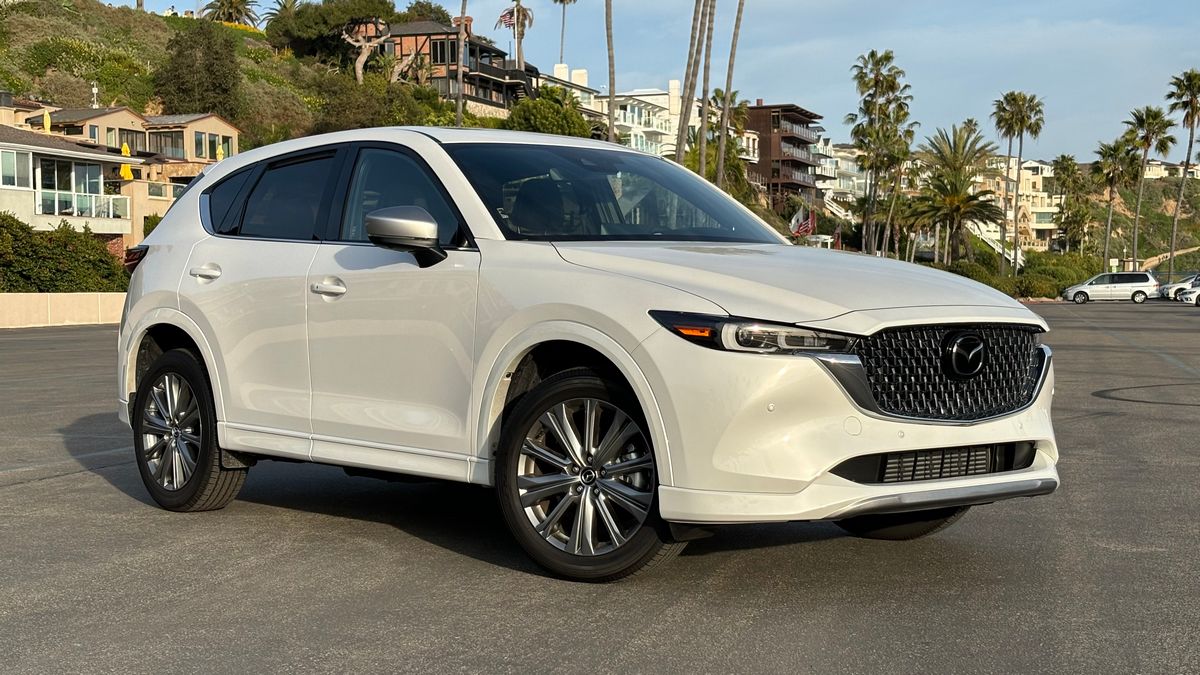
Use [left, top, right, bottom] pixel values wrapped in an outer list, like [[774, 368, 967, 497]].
[[650, 311, 857, 354]]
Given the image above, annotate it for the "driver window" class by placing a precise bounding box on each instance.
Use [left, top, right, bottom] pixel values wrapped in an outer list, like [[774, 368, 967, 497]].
[[341, 148, 462, 245], [1091, 274, 1112, 285]]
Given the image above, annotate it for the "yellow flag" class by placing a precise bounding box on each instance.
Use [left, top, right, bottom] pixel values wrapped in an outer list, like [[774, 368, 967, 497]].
[[120, 142, 131, 157], [119, 163, 133, 181], [216, 145, 225, 162], [42, 110, 51, 134]]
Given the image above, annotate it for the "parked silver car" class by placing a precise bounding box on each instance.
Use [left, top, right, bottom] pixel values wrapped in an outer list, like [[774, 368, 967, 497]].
[[1158, 273, 1198, 299], [1062, 272, 1159, 304]]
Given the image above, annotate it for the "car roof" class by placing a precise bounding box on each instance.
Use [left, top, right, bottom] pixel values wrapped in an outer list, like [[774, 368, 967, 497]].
[[407, 126, 637, 151]]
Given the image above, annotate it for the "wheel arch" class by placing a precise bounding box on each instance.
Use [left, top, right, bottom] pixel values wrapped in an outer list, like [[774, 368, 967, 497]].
[[123, 309, 225, 422], [473, 322, 674, 488]]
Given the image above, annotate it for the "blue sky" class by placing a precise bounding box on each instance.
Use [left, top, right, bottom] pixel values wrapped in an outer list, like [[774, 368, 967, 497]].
[[126, 0, 1200, 160]]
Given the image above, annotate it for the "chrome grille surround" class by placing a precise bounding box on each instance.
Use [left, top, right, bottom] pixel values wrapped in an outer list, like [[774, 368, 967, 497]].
[[850, 324, 1045, 422]]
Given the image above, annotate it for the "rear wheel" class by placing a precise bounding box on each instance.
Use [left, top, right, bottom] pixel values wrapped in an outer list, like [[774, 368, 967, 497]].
[[1072, 292, 1088, 304], [133, 349, 247, 512], [1132, 291, 1147, 304], [495, 368, 684, 582], [835, 506, 969, 540]]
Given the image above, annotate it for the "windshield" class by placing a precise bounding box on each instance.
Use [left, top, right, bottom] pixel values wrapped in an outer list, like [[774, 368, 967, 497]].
[[444, 143, 782, 243]]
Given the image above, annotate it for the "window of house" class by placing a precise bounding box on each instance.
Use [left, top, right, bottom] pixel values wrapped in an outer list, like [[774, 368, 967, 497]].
[[340, 148, 461, 245], [150, 131, 186, 159], [432, 40, 447, 65], [195, 131, 207, 158], [106, 128, 117, 147], [0, 150, 32, 188], [237, 153, 338, 239], [89, 125, 99, 141], [208, 134, 219, 159], [118, 129, 145, 153], [221, 136, 233, 158]]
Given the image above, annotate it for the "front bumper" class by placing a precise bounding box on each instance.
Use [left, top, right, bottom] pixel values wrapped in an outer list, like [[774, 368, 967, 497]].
[[634, 328, 1059, 524]]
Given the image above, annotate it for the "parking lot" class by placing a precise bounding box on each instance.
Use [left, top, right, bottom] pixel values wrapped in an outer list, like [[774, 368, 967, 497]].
[[1, 302, 1197, 673]]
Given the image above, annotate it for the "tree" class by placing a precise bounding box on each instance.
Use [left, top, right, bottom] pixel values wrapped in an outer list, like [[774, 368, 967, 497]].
[[1092, 137, 1140, 269], [605, 0, 615, 142], [496, 0, 534, 72], [342, 18, 392, 85], [714, 0, 745, 190], [993, 91, 1044, 275], [674, 0, 707, 163], [914, 123, 1001, 264], [845, 49, 913, 254], [553, 0, 578, 65], [203, 0, 259, 25], [1050, 154, 1086, 252], [154, 20, 243, 122], [397, 0, 453, 24], [262, 0, 302, 24], [1165, 69, 1200, 278], [502, 97, 591, 138], [455, 0, 467, 126], [696, 0, 716, 180], [991, 90, 1022, 274], [1123, 105, 1176, 266]]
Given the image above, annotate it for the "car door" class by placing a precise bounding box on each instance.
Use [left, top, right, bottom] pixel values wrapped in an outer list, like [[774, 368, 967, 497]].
[[180, 147, 345, 458], [1089, 273, 1116, 300], [306, 143, 481, 467]]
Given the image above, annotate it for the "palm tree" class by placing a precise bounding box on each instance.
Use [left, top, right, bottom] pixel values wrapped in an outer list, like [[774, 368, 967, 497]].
[[674, 0, 707, 163], [915, 122, 1000, 264], [204, 0, 258, 25], [714, 0, 745, 190], [496, 1, 534, 71], [994, 91, 1044, 275], [261, 0, 300, 24], [605, 0, 615, 142], [696, 0, 716, 181], [455, 0, 467, 127], [552, 0, 578, 65], [991, 91, 1022, 274], [1123, 105, 1176, 267], [1165, 69, 1200, 278], [1092, 137, 1140, 269], [1050, 154, 1084, 252]]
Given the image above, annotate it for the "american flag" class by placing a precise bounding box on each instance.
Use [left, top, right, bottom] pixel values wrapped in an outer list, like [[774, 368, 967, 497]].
[[498, 6, 516, 28], [790, 208, 815, 237]]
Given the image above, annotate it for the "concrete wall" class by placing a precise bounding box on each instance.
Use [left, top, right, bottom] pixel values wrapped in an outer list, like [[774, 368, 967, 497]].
[[0, 293, 125, 329]]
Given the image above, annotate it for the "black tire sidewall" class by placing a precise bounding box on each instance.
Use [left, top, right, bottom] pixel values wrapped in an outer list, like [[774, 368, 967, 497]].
[[495, 369, 671, 581], [132, 349, 220, 510], [1073, 292, 1087, 304], [1132, 291, 1146, 303]]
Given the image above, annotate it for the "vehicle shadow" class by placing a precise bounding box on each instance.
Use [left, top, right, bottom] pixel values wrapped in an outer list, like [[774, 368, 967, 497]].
[[57, 411, 157, 507]]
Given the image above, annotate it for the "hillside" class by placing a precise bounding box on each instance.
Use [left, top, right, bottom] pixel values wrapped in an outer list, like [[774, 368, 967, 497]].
[[1084, 176, 1200, 263], [0, 0, 457, 148]]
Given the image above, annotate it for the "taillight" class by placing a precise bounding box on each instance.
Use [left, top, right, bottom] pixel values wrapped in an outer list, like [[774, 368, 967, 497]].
[[124, 245, 148, 273]]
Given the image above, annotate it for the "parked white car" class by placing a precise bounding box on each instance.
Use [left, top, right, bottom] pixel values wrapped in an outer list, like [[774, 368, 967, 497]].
[[1159, 273, 1198, 299], [1062, 272, 1159, 304], [117, 128, 1059, 581], [1178, 286, 1200, 305]]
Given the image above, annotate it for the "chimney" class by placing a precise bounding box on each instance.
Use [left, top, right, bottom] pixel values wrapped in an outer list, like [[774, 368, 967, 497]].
[[452, 15, 473, 37], [554, 64, 569, 80], [571, 69, 590, 88], [668, 79, 681, 116], [756, 98, 764, 106]]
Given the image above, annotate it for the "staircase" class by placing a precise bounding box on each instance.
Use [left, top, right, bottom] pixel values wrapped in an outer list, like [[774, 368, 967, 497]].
[[967, 223, 1024, 269], [822, 192, 853, 221]]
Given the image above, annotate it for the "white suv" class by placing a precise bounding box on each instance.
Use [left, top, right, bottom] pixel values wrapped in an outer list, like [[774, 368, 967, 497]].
[[117, 128, 1059, 581]]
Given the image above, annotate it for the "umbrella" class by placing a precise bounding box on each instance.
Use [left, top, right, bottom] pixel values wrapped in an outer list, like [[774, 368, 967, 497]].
[[119, 142, 133, 181]]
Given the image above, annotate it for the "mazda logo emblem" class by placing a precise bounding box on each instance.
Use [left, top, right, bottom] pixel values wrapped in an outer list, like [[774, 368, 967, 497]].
[[943, 332, 987, 379]]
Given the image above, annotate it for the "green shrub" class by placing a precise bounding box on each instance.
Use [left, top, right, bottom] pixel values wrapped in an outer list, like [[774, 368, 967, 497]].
[[989, 276, 1018, 297], [143, 214, 163, 238], [947, 260, 994, 285], [1015, 274, 1059, 299], [0, 213, 127, 293]]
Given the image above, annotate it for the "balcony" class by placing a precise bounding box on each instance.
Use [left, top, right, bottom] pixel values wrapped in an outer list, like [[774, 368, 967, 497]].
[[779, 143, 818, 165], [777, 120, 819, 142], [614, 111, 672, 134], [37, 191, 130, 220], [773, 169, 817, 187]]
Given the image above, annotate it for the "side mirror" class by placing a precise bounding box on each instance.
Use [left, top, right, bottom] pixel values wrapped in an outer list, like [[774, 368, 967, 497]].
[[365, 206, 448, 267]]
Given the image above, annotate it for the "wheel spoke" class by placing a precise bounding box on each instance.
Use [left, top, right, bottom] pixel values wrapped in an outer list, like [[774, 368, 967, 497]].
[[176, 438, 195, 482], [594, 412, 639, 466], [149, 385, 170, 420], [521, 438, 572, 471], [535, 492, 577, 536], [144, 436, 169, 462], [582, 399, 598, 459], [567, 486, 597, 555], [171, 442, 184, 488], [141, 411, 171, 435], [177, 402, 199, 429], [597, 478, 651, 521], [163, 374, 178, 419], [594, 492, 627, 547], [154, 443, 173, 483], [173, 384, 194, 424], [605, 453, 653, 477], [541, 404, 587, 468], [517, 473, 579, 507]]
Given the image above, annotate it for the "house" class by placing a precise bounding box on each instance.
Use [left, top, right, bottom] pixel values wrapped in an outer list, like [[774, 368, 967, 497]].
[[382, 18, 538, 117], [143, 114, 239, 181], [27, 107, 150, 152], [745, 101, 832, 212], [0, 124, 141, 256]]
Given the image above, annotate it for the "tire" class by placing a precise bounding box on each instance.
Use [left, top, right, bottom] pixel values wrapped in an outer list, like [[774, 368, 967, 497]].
[[1072, 292, 1088, 304], [835, 506, 969, 541], [1132, 291, 1147, 304], [495, 367, 685, 582], [1173, 289, 1182, 300], [132, 348, 247, 512]]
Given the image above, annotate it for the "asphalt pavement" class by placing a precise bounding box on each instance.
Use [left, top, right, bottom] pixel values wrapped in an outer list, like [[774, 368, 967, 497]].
[[0, 302, 1197, 674]]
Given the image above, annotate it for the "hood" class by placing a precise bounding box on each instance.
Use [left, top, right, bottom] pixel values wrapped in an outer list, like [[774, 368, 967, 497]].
[[554, 242, 1040, 333]]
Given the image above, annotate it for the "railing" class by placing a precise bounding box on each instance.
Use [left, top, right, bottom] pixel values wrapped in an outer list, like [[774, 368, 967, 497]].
[[780, 144, 815, 163], [775, 169, 816, 187], [614, 111, 672, 133], [778, 120, 819, 142], [147, 182, 187, 200], [38, 191, 130, 220]]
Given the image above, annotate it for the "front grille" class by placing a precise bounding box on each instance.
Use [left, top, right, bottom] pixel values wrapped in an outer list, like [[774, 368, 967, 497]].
[[852, 324, 1044, 421], [831, 442, 1036, 484]]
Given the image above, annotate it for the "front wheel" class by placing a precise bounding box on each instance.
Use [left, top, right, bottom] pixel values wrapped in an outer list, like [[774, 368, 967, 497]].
[[835, 506, 969, 540], [1072, 292, 1088, 304], [495, 368, 684, 582], [1132, 291, 1147, 304]]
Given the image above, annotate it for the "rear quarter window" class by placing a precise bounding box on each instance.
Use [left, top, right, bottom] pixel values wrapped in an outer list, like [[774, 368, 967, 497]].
[[205, 169, 253, 234]]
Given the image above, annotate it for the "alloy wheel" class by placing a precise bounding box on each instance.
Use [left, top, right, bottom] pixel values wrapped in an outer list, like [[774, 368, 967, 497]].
[[140, 372, 201, 491], [516, 398, 655, 556]]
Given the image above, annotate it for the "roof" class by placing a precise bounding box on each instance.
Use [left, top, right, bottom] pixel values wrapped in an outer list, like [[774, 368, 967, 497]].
[[0, 125, 140, 162], [389, 20, 455, 36], [144, 113, 212, 126], [748, 102, 823, 121], [33, 107, 132, 125], [619, 88, 668, 97]]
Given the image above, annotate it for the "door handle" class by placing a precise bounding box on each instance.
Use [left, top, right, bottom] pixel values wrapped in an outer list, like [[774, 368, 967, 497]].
[[188, 265, 221, 280], [310, 281, 347, 297]]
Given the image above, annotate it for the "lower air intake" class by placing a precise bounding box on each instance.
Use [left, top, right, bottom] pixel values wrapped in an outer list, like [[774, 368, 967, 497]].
[[831, 443, 1036, 484]]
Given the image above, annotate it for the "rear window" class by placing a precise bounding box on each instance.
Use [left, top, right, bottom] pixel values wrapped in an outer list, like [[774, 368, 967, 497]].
[[206, 169, 252, 234], [1116, 273, 1152, 284], [238, 153, 338, 240]]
